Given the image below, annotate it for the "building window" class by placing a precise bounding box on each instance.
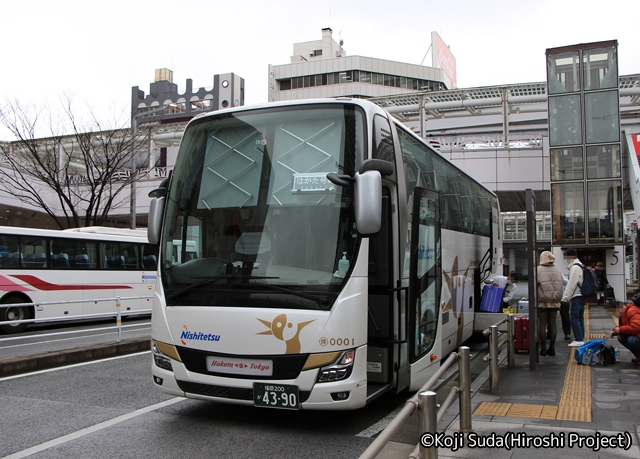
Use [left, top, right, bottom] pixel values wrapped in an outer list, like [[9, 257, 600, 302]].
[[583, 46, 618, 91], [550, 147, 583, 181], [279, 80, 291, 91], [549, 94, 582, 147], [137, 106, 162, 117], [164, 102, 186, 114], [311, 49, 322, 57], [552, 182, 585, 244], [276, 71, 442, 93], [547, 50, 581, 94], [586, 144, 620, 179], [585, 90, 620, 144], [190, 99, 212, 111], [587, 180, 622, 243]]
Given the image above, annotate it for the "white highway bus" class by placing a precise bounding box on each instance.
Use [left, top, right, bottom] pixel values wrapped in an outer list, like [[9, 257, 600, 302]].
[[147, 98, 503, 410], [0, 226, 158, 333]]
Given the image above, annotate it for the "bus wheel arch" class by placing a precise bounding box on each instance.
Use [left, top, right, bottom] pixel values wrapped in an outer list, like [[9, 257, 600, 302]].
[[0, 293, 34, 334]]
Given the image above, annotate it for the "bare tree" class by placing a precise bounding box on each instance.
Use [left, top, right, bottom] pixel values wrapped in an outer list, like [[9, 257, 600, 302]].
[[0, 96, 152, 229]]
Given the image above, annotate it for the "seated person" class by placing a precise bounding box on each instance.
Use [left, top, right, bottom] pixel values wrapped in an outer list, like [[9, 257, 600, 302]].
[[610, 292, 640, 363]]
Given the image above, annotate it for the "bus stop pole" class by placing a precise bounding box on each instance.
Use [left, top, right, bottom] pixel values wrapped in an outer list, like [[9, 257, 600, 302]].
[[526, 189, 538, 370]]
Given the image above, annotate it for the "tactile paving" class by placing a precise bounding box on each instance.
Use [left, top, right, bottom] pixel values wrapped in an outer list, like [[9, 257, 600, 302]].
[[474, 305, 594, 422]]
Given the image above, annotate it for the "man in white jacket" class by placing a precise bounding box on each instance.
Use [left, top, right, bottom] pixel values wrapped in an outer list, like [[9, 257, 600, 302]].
[[561, 248, 585, 347]]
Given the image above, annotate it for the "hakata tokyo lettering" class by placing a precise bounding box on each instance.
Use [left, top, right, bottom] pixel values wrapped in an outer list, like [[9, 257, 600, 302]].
[[180, 324, 220, 345]]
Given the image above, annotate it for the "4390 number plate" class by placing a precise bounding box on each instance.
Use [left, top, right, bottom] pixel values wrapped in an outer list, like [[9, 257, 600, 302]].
[[253, 383, 299, 409]]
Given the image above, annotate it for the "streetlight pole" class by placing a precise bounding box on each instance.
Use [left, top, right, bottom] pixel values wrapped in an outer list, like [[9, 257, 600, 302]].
[[130, 120, 137, 229]]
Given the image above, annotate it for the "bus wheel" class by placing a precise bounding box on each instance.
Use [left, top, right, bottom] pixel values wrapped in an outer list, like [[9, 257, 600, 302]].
[[0, 297, 30, 334]]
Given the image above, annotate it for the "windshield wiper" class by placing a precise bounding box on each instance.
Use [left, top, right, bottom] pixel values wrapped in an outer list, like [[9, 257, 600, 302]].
[[254, 283, 332, 308], [166, 274, 280, 301], [167, 275, 332, 309], [166, 277, 220, 300]]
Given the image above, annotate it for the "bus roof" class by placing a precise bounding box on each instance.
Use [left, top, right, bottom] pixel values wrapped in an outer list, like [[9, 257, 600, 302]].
[[0, 226, 150, 243]]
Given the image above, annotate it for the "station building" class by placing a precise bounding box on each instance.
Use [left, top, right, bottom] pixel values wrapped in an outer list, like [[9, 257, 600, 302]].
[[368, 41, 640, 300]]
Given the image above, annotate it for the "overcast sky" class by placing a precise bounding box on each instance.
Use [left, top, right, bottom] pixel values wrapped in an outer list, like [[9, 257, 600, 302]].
[[2, 0, 639, 139]]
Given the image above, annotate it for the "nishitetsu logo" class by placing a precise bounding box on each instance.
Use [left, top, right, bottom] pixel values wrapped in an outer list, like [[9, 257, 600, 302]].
[[141, 272, 157, 283], [180, 325, 220, 346]]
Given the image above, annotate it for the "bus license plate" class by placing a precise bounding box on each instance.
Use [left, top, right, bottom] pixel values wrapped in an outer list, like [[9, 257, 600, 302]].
[[253, 383, 299, 409]]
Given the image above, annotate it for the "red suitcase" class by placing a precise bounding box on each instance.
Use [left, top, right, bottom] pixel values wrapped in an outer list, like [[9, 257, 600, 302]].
[[514, 316, 530, 352]]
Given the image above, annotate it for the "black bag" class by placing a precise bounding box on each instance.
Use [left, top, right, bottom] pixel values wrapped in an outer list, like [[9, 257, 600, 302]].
[[604, 285, 615, 300], [578, 263, 597, 296], [597, 344, 616, 365]]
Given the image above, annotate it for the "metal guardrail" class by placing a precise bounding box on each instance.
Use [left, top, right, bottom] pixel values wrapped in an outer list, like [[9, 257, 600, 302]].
[[359, 347, 471, 459], [0, 295, 152, 343], [361, 315, 518, 458], [482, 314, 516, 391]]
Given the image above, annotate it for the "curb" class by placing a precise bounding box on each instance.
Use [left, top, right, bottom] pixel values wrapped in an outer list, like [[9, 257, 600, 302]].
[[0, 337, 151, 378]]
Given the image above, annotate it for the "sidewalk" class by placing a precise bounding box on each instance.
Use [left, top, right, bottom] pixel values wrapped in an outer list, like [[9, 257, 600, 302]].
[[432, 303, 640, 458]]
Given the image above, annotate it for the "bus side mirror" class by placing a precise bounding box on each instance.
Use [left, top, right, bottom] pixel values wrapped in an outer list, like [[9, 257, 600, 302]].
[[327, 159, 392, 236], [355, 170, 382, 236], [148, 197, 165, 245]]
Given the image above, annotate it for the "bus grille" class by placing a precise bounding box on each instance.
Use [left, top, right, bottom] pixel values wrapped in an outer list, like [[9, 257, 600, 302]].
[[176, 380, 311, 403], [177, 347, 309, 380]]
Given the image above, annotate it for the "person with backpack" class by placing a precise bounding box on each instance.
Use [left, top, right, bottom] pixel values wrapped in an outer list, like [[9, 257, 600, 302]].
[[537, 251, 564, 356], [609, 292, 640, 363], [561, 248, 586, 347]]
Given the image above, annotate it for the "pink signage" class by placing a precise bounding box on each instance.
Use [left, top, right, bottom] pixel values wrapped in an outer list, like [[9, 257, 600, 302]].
[[633, 134, 640, 157], [431, 32, 457, 88]]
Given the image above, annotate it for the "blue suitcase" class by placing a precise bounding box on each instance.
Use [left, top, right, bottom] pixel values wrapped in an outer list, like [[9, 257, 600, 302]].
[[479, 285, 504, 313]]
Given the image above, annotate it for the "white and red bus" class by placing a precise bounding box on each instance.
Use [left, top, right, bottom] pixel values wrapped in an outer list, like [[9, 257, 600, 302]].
[[0, 225, 158, 333]]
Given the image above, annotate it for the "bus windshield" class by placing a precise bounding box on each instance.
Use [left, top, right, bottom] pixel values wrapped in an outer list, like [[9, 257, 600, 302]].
[[161, 103, 365, 310]]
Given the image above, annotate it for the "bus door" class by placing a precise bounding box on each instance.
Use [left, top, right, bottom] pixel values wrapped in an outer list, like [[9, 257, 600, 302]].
[[366, 187, 400, 398], [408, 188, 442, 387]]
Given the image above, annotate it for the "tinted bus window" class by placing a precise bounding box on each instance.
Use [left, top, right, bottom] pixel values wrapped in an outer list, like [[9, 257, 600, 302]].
[[51, 238, 99, 269]]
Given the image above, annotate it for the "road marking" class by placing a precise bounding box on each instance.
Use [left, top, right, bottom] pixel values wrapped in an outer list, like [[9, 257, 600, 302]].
[[0, 351, 151, 382], [2, 397, 184, 459], [356, 405, 404, 438]]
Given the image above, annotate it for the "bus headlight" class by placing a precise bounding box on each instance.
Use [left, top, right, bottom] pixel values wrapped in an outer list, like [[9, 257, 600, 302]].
[[152, 339, 181, 372], [317, 349, 355, 382]]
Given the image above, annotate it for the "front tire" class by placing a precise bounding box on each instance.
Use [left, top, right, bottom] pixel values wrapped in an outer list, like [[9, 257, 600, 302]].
[[0, 297, 30, 334]]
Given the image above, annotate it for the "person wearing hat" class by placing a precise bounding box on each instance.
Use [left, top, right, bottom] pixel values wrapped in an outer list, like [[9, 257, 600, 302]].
[[537, 251, 563, 356], [610, 293, 640, 363]]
